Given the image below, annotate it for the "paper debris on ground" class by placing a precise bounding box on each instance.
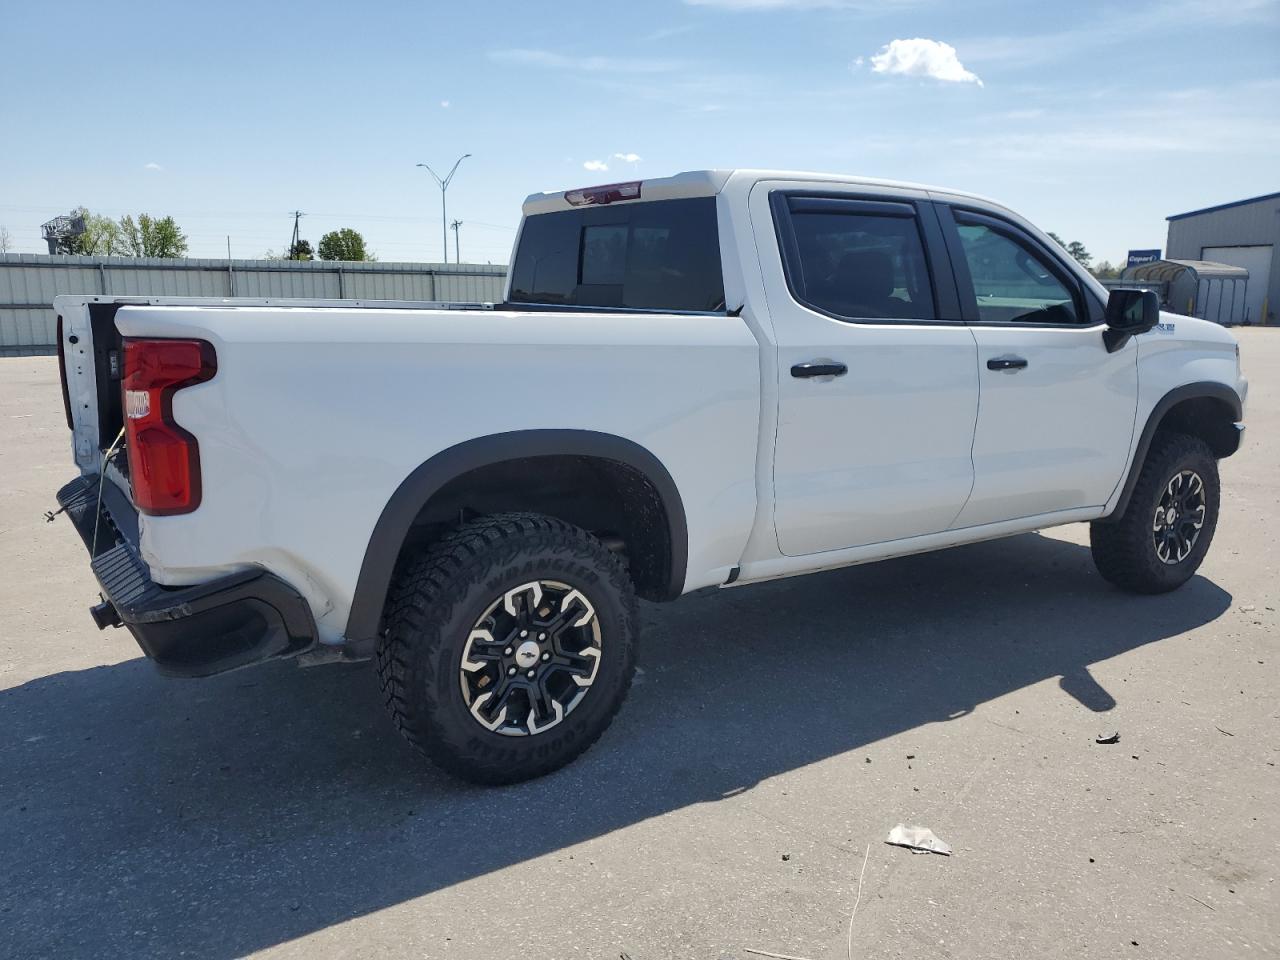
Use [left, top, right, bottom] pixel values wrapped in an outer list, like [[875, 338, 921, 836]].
[[885, 823, 952, 856]]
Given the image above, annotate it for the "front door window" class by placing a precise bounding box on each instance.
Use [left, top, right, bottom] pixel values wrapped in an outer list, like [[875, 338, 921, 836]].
[[955, 222, 1080, 325]]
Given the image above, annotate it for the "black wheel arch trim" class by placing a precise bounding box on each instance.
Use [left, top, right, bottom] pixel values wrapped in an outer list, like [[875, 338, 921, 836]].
[[1104, 381, 1242, 522], [345, 429, 689, 643]]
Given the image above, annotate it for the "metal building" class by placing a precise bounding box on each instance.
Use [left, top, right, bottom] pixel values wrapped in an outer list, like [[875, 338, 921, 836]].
[[1165, 191, 1280, 325], [0, 255, 508, 355]]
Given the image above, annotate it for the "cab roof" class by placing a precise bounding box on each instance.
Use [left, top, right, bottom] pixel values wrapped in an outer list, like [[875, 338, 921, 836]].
[[521, 168, 999, 216]]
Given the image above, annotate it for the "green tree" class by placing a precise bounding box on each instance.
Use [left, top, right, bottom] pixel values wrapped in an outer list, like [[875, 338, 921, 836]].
[[1047, 231, 1093, 268], [1091, 260, 1122, 280], [120, 214, 188, 258], [70, 208, 126, 256], [318, 227, 373, 261], [0, 225, 11, 253], [287, 238, 314, 261], [1065, 240, 1092, 268]]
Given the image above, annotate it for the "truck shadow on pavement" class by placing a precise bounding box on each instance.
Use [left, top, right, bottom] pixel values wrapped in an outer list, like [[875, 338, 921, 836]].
[[0, 532, 1231, 959]]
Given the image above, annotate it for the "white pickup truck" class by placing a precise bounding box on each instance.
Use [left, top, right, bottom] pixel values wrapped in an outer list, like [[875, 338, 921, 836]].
[[54, 169, 1247, 784]]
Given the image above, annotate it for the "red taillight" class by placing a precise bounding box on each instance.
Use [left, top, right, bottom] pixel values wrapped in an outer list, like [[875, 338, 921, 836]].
[[564, 180, 642, 206], [121, 338, 216, 515]]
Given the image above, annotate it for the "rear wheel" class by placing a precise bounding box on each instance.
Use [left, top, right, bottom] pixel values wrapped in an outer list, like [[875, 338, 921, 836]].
[[376, 513, 637, 784], [1090, 432, 1220, 594]]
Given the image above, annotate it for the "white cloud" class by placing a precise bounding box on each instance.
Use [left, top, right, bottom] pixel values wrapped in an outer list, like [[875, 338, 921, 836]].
[[440, 99, 450, 108], [143, 162, 163, 171], [867, 38, 983, 86], [612, 152, 642, 163], [489, 48, 678, 74], [643, 24, 696, 41], [945, 80, 1280, 162], [583, 160, 610, 172], [961, 0, 1276, 69]]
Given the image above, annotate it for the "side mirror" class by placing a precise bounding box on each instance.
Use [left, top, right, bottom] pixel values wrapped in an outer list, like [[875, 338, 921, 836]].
[[1103, 288, 1159, 352]]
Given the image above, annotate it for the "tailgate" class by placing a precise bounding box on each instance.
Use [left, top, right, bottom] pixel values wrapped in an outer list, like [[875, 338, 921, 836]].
[[55, 296, 129, 476]]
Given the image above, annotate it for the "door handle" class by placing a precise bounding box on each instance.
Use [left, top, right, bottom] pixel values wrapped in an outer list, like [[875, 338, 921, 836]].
[[986, 356, 1028, 371], [791, 361, 848, 379]]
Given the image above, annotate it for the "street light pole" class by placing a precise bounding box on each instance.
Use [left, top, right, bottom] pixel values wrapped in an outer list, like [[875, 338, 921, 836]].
[[417, 154, 471, 263]]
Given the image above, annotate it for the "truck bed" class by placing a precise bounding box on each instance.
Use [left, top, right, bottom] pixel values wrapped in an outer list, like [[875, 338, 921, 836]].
[[54, 292, 764, 646], [59, 295, 497, 458]]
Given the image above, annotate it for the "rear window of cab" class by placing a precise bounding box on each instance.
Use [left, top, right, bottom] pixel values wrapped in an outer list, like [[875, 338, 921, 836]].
[[507, 197, 726, 312]]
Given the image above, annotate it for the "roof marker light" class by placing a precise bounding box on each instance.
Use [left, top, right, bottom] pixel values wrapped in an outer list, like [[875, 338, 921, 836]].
[[564, 181, 642, 206]]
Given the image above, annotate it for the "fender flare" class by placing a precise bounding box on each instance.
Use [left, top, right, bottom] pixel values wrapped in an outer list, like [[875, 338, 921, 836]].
[[1105, 381, 1243, 521], [344, 429, 688, 643]]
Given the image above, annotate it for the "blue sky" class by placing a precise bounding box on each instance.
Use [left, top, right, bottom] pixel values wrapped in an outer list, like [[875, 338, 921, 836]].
[[2, 0, 1276, 267]]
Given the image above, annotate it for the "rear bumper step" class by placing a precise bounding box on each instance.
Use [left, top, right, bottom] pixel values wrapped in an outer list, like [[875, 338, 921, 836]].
[[56, 474, 317, 678]]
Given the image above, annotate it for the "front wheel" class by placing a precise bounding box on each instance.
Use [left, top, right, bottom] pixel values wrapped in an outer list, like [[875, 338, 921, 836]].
[[1090, 432, 1220, 594], [376, 513, 638, 785]]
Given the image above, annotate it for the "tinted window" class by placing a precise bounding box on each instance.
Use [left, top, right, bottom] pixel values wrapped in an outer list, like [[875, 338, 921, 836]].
[[955, 222, 1080, 324], [581, 225, 627, 285], [785, 207, 935, 320], [508, 197, 725, 311]]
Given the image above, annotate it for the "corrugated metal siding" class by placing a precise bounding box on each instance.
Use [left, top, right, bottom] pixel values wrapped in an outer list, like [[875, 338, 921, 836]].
[[0, 308, 55, 355], [1166, 196, 1280, 324], [0, 254, 508, 354]]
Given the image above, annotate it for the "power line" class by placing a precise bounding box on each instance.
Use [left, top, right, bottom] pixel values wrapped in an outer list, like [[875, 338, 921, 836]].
[[0, 204, 509, 226], [0, 205, 518, 233], [0, 228, 512, 249]]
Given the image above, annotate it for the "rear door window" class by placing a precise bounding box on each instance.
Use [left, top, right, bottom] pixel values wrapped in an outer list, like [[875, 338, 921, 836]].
[[508, 197, 725, 312], [773, 196, 940, 322]]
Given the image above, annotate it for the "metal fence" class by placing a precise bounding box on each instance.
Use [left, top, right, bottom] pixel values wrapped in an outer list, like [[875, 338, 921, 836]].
[[0, 254, 509, 356]]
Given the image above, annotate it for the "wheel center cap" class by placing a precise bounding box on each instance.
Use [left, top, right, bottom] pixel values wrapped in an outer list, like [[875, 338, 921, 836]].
[[1166, 507, 1178, 525], [514, 640, 540, 669]]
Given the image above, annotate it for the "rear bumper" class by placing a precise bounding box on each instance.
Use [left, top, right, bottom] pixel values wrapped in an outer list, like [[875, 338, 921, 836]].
[[57, 474, 317, 677]]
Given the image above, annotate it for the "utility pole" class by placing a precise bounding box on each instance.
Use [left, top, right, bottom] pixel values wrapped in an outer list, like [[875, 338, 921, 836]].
[[451, 220, 463, 264], [416, 155, 470, 263], [288, 210, 306, 259]]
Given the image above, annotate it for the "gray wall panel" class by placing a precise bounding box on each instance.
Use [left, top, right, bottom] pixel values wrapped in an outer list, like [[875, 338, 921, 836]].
[[0, 254, 507, 354]]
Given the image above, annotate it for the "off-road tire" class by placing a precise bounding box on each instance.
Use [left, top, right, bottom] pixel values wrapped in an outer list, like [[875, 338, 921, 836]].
[[1090, 432, 1220, 594], [376, 512, 638, 785]]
